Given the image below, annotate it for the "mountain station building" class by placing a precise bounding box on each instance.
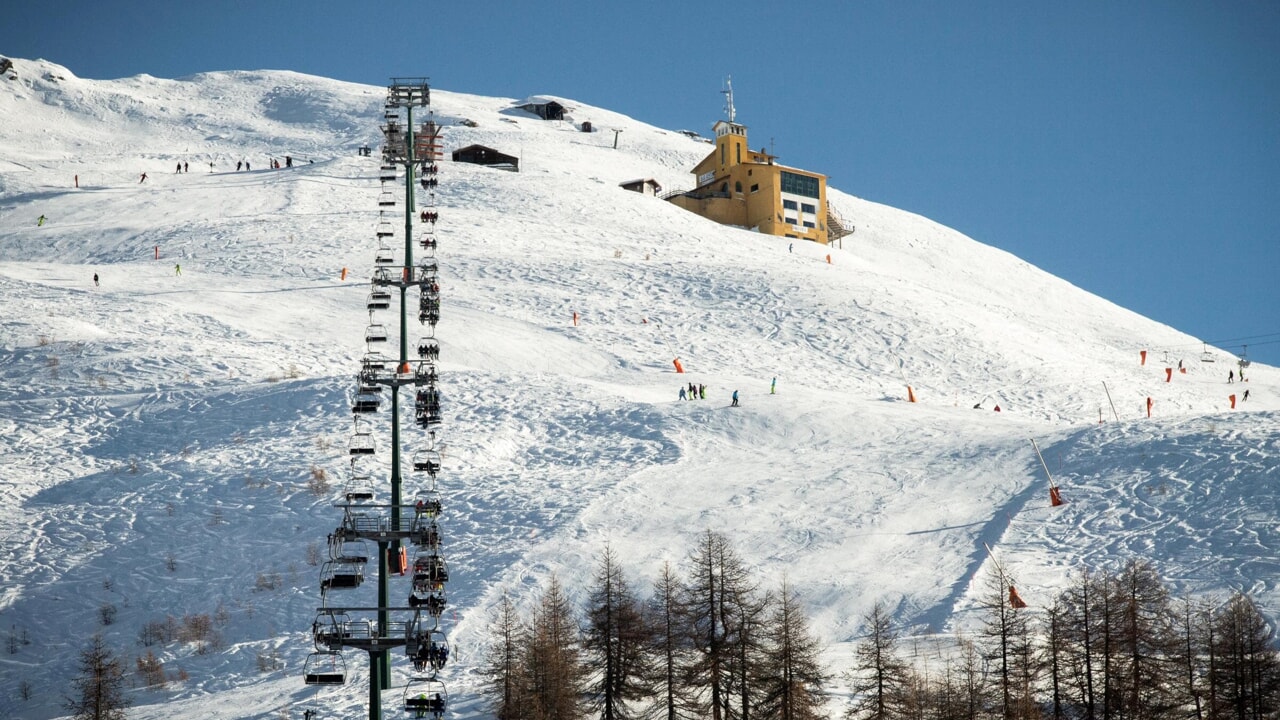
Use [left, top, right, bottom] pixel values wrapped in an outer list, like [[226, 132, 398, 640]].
[[667, 118, 848, 245]]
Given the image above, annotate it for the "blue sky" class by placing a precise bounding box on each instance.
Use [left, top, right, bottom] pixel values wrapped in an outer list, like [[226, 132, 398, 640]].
[[4, 0, 1278, 366]]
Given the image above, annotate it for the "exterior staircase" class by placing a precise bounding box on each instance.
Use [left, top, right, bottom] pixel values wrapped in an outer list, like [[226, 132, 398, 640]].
[[826, 208, 854, 245]]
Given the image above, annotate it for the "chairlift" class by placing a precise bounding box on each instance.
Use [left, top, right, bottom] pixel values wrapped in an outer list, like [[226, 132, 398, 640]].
[[343, 471, 375, 503], [416, 337, 440, 360], [1239, 345, 1251, 369], [413, 450, 442, 475], [378, 190, 396, 208], [414, 362, 438, 385], [303, 651, 347, 685], [320, 559, 365, 592], [375, 249, 396, 265], [418, 295, 441, 325], [406, 622, 450, 672], [363, 352, 391, 372], [312, 610, 352, 651], [349, 421, 376, 455], [331, 537, 370, 564], [411, 520, 441, 549], [403, 678, 447, 718], [375, 220, 395, 238], [413, 491, 443, 520], [411, 552, 448, 584], [366, 324, 388, 344], [351, 387, 380, 414], [1201, 342, 1215, 363], [409, 587, 448, 616], [367, 292, 390, 312]]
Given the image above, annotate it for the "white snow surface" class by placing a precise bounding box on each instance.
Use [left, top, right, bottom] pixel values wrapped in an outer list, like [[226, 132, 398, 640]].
[[1, 57, 1277, 720]]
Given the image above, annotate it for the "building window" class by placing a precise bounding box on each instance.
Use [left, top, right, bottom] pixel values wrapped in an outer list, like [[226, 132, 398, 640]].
[[786, 234, 797, 239], [736, 144, 741, 164], [785, 217, 798, 225], [735, 181, 742, 193], [720, 143, 726, 165], [801, 203, 816, 214], [750, 183, 759, 193], [803, 221, 815, 228], [781, 171, 819, 199], [783, 199, 798, 210]]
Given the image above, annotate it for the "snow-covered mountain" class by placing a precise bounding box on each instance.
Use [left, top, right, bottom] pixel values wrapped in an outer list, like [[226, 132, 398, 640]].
[[0, 57, 1275, 720]]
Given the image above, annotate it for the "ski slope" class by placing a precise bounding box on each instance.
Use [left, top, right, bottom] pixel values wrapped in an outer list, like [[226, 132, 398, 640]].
[[0, 58, 1276, 720]]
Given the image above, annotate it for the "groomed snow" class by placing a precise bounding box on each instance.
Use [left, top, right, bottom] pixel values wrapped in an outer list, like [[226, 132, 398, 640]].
[[0, 58, 1275, 720]]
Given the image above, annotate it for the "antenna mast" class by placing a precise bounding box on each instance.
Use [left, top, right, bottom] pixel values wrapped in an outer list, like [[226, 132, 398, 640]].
[[722, 76, 736, 123]]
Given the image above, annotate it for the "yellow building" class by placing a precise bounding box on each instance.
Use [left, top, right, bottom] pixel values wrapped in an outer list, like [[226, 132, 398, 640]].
[[668, 119, 848, 245]]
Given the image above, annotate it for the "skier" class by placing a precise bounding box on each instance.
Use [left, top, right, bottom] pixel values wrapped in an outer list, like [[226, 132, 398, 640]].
[[174, 263, 181, 276], [679, 387, 686, 401], [93, 273, 99, 287], [788, 242, 793, 253], [236, 161, 242, 172], [37, 215, 46, 226], [183, 161, 188, 173], [1244, 389, 1251, 402], [175, 162, 181, 173], [770, 377, 777, 394], [1229, 370, 1234, 383], [245, 161, 251, 171], [699, 383, 706, 399], [731, 390, 739, 407], [139, 172, 147, 183]]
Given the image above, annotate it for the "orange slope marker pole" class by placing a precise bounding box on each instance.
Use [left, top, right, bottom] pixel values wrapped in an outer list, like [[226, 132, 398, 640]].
[[984, 542, 1028, 609], [896, 358, 917, 403], [1230, 394, 1237, 409], [1140, 349, 1147, 365], [1031, 437, 1064, 507]]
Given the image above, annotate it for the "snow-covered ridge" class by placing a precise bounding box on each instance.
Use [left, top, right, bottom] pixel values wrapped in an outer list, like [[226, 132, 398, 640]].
[[0, 57, 1275, 720]]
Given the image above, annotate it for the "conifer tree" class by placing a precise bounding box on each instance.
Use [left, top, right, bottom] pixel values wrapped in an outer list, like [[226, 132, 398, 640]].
[[484, 592, 528, 720], [847, 601, 911, 720], [1114, 559, 1176, 720], [524, 575, 589, 720], [978, 566, 1035, 720], [584, 545, 654, 720], [65, 634, 131, 720], [756, 579, 828, 720], [1210, 593, 1280, 720], [681, 530, 758, 720], [648, 560, 691, 720]]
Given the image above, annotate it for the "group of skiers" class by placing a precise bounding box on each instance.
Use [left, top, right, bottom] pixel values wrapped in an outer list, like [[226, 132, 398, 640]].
[[678, 382, 706, 401], [676, 382, 747, 407]]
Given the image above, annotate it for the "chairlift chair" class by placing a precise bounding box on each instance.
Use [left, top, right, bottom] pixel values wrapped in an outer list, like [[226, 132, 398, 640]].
[[349, 422, 376, 455], [351, 387, 380, 414], [342, 464, 376, 502], [303, 651, 347, 685], [416, 337, 440, 360], [1239, 345, 1251, 369], [320, 559, 365, 592], [366, 324, 389, 344], [411, 520, 441, 549], [331, 537, 370, 564], [312, 610, 353, 651], [1201, 342, 1216, 363], [366, 292, 390, 311], [403, 678, 447, 718], [413, 450, 442, 475], [378, 190, 396, 208]]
